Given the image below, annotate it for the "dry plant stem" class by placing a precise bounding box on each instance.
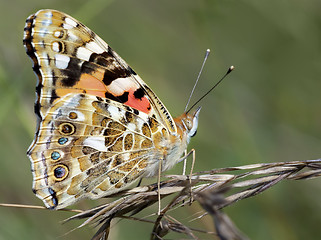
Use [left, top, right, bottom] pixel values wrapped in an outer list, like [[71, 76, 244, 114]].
[[0, 203, 47, 210], [165, 215, 200, 239], [0, 203, 83, 213], [2, 159, 320, 239], [189, 149, 196, 203], [195, 190, 249, 240], [122, 215, 215, 237], [151, 184, 194, 240]]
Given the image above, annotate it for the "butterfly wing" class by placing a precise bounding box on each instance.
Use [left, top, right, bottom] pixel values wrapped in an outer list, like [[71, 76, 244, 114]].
[[29, 93, 169, 209], [23, 9, 177, 133], [24, 9, 175, 209]]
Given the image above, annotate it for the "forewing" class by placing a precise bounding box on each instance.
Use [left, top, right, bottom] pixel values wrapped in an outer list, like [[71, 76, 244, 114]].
[[23, 9, 176, 134]]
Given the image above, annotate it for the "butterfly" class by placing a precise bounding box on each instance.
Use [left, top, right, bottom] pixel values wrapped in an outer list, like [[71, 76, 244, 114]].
[[23, 9, 201, 210]]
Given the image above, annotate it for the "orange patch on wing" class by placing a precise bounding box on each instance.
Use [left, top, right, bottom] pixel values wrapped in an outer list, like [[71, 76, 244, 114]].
[[76, 72, 107, 98], [55, 71, 152, 115], [56, 88, 83, 98], [125, 88, 151, 114], [56, 70, 107, 98]]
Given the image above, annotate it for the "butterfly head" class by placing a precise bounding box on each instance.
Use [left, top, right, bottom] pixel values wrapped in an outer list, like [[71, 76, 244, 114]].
[[175, 106, 201, 142]]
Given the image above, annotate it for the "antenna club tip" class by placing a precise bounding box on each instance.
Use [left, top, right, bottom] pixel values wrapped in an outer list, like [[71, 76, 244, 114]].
[[226, 65, 235, 74], [204, 49, 211, 58]]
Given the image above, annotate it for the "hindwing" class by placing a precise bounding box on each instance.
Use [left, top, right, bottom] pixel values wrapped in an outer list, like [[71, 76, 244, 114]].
[[29, 93, 168, 209]]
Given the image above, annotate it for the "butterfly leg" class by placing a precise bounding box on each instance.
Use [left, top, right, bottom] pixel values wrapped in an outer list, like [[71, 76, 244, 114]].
[[179, 149, 196, 203], [182, 150, 188, 175], [157, 149, 195, 215], [157, 157, 164, 215]]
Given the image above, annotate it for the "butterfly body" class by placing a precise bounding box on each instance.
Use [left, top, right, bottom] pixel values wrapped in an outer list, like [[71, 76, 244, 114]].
[[24, 9, 200, 209]]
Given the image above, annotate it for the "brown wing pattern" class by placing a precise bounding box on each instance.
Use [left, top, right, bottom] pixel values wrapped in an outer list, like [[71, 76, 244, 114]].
[[23, 9, 176, 134], [28, 94, 168, 209]]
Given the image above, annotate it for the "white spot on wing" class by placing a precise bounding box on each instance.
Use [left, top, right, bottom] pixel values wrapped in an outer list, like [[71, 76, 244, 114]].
[[54, 30, 62, 38], [107, 105, 120, 118], [63, 23, 73, 30], [106, 77, 137, 95], [55, 54, 70, 69], [135, 117, 147, 130], [137, 111, 149, 122], [86, 41, 104, 54], [76, 46, 92, 61], [83, 136, 106, 152], [52, 42, 60, 52], [65, 17, 78, 27]]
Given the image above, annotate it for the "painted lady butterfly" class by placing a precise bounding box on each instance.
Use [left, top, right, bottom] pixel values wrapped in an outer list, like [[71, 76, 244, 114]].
[[23, 9, 200, 209]]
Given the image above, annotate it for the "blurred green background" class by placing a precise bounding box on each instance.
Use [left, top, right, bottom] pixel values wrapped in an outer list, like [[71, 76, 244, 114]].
[[0, 0, 320, 239]]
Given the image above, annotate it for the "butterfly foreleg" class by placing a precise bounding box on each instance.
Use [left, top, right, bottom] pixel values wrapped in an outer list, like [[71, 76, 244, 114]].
[[157, 156, 164, 215], [179, 148, 196, 203]]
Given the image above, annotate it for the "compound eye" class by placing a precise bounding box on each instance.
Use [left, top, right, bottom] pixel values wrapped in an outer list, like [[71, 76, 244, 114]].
[[190, 129, 197, 137]]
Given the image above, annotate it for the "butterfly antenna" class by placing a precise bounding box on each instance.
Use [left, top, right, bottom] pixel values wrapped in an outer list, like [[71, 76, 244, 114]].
[[184, 49, 211, 112], [186, 65, 234, 114]]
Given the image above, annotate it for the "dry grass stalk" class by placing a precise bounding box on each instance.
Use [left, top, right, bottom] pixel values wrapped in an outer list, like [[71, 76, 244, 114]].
[[63, 159, 321, 240]]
